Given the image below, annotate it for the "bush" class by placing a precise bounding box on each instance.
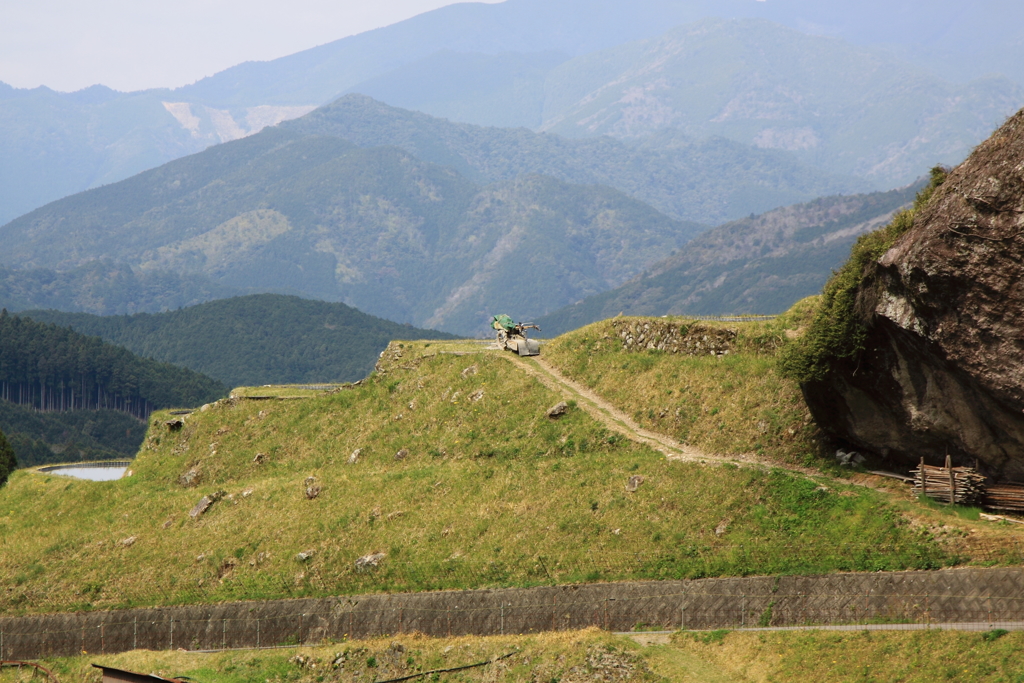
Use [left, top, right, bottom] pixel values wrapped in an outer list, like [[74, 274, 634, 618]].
[[781, 166, 947, 383], [0, 429, 18, 486]]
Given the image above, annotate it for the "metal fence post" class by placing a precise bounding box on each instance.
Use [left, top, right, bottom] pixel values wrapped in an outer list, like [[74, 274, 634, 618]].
[[500, 603, 505, 635], [170, 617, 174, 649], [133, 617, 137, 651]]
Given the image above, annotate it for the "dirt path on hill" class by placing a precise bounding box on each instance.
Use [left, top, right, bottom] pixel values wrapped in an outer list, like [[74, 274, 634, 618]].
[[502, 352, 754, 466]]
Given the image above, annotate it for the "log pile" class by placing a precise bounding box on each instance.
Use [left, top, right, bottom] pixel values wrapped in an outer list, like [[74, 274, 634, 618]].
[[911, 456, 985, 506], [983, 485, 1024, 512]]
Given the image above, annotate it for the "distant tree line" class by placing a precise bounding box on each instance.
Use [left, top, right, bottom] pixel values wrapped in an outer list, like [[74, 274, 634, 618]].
[[0, 309, 225, 420]]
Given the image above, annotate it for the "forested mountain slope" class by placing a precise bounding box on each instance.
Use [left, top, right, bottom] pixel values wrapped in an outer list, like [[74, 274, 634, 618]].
[[280, 95, 861, 224], [537, 183, 921, 335], [0, 310, 225, 467], [0, 261, 234, 316], [0, 113, 712, 334], [24, 294, 457, 387]]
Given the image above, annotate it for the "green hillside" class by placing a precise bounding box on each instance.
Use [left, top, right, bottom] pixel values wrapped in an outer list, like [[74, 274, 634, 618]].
[[536, 184, 919, 336], [0, 127, 703, 335], [24, 294, 457, 387], [0, 310, 226, 466], [0, 322, 1002, 616], [0, 402, 146, 467]]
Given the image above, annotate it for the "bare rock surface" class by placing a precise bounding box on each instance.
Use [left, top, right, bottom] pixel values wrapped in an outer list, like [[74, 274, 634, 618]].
[[803, 108, 1024, 479]]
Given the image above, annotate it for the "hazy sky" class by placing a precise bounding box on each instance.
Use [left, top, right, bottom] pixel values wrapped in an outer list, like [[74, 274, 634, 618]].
[[0, 0, 501, 93]]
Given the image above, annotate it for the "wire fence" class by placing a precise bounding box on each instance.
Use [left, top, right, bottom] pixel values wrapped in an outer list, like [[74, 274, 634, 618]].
[[2, 566, 1023, 659]]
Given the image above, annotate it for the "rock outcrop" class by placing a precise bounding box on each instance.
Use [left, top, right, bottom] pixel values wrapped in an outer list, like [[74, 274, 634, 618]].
[[803, 109, 1024, 480]]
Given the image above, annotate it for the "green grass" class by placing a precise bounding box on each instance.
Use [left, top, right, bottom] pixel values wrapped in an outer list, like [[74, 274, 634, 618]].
[[542, 313, 825, 464], [0, 630, 659, 683], [0, 342, 951, 614], [661, 628, 1024, 682], [10, 628, 1024, 682]]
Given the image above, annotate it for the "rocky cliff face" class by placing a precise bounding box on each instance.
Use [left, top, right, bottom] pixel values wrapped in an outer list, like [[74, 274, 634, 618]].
[[802, 109, 1024, 480]]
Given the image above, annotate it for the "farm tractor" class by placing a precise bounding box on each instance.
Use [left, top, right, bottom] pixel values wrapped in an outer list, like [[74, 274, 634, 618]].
[[491, 314, 541, 356]]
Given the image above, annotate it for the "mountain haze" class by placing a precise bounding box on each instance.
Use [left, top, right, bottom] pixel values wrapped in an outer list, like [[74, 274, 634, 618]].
[[0, 112, 711, 334], [537, 183, 922, 335], [4, 1, 1024, 224], [282, 95, 861, 224]]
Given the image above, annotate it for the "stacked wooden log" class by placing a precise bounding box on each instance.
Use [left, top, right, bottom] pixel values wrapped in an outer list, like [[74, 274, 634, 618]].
[[911, 456, 985, 506], [983, 485, 1024, 512]]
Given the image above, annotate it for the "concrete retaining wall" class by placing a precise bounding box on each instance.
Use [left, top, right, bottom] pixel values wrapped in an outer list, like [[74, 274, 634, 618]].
[[2, 567, 1022, 658]]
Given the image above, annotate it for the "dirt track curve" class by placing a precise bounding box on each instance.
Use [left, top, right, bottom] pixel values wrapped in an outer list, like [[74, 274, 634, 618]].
[[501, 351, 764, 467]]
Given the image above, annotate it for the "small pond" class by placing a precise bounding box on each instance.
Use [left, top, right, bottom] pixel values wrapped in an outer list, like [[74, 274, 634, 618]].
[[36, 461, 131, 481]]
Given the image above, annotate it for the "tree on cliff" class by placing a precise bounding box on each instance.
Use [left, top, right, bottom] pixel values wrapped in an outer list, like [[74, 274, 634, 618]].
[[0, 428, 17, 487]]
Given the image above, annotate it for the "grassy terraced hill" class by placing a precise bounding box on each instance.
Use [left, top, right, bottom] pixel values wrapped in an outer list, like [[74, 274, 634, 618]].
[[2, 312, 1015, 616]]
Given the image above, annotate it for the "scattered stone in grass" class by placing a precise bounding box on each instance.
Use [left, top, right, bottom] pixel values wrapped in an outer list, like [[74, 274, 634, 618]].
[[189, 491, 225, 519], [296, 550, 315, 562], [165, 419, 184, 432], [196, 553, 206, 562], [450, 391, 461, 403], [355, 552, 386, 571], [216, 427, 231, 435], [547, 401, 569, 418], [386, 510, 404, 521], [190, 497, 214, 518], [200, 403, 212, 412], [241, 489, 253, 498], [370, 506, 382, 520], [408, 400, 416, 410], [162, 518, 174, 529], [395, 449, 409, 461], [257, 410, 268, 419], [347, 448, 361, 464], [178, 467, 201, 488], [612, 528, 621, 535], [306, 484, 322, 500], [253, 452, 267, 465], [389, 641, 406, 654], [462, 364, 478, 378], [625, 475, 645, 492], [469, 389, 485, 402], [118, 536, 137, 548], [290, 654, 318, 669], [441, 526, 453, 537], [715, 518, 731, 537]]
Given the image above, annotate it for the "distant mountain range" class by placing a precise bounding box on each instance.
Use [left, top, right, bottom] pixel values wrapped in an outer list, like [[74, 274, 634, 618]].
[[22, 294, 456, 388], [3, 1, 1023, 225], [2, 96, 864, 334], [353, 19, 1023, 188], [536, 182, 923, 336]]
